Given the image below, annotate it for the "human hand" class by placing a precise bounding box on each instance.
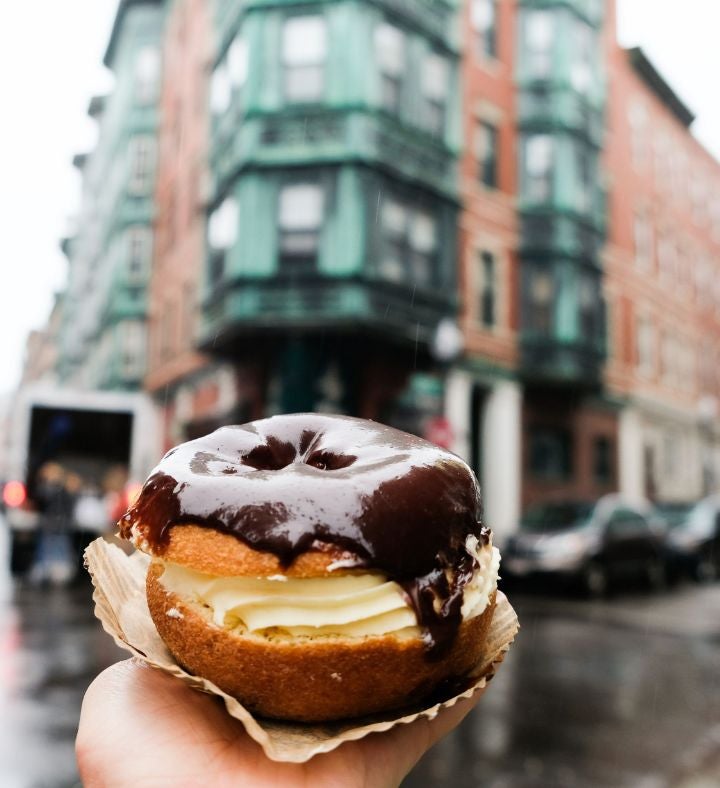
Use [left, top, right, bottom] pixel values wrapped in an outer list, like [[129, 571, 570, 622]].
[[76, 658, 481, 788]]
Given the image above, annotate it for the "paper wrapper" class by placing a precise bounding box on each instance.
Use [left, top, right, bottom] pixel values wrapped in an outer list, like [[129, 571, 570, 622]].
[[85, 537, 519, 763]]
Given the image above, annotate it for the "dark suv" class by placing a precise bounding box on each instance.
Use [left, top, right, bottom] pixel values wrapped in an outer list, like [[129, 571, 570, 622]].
[[502, 496, 666, 596], [666, 495, 720, 582]]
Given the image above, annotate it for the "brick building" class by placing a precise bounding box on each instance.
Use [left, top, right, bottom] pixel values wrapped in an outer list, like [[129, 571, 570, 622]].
[[145, 0, 241, 453], [604, 40, 720, 502]]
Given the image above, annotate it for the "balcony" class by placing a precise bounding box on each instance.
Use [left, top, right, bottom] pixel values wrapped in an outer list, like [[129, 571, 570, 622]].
[[519, 86, 604, 147], [520, 336, 604, 387], [520, 212, 604, 260], [211, 108, 457, 200], [199, 276, 454, 354]]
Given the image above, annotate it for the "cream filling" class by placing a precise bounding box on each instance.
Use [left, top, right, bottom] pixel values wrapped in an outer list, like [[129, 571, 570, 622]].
[[158, 537, 500, 640]]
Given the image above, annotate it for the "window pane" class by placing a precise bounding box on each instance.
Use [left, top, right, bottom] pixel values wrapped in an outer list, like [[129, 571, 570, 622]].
[[208, 196, 239, 250], [210, 64, 231, 114], [375, 23, 405, 76], [279, 184, 324, 229], [471, 0, 497, 58], [593, 437, 613, 484], [479, 250, 496, 328], [283, 17, 327, 65], [285, 66, 324, 102], [634, 213, 653, 268], [382, 199, 407, 235], [227, 36, 248, 88], [135, 47, 160, 104], [477, 122, 498, 187], [526, 135, 553, 175], [409, 212, 436, 253], [525, 10, 554, 77], [422, 53, 448, 100], [529, 427, 572, 480]]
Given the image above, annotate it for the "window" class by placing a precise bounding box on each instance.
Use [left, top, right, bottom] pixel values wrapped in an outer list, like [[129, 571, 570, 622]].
[[282, 16, 327, 103], [278, 183, 324, 270], [571, 21, 594, 94], [127, 227, 152, 282], [421, 53, 448, 137], [476, 250, 496, 328], [526, 267, 553, 334], [380, 197, 437, 288], [210, 62, 231, 115], [160, 303, 176, 361], [374, 23, 405, 113], [593, 437, 613, 485], [135, 47, 161, 105], [207, 196, 239, 286], [524, 10, 554, 78], [476, 121, 498, 188], [578, 274, 599, 342], [524, 134, 553, 201], [634, 212, 653, 269], [575, 145, 593, 212], [227, 36, 248, 89], [471, 0, 497, 60], [657, 234, 676, 282], [628, 100, 649, 170], [636, 315, 655, 375], [529, 427, 572, 480], [121, 321, 145, 378], [128, 136, 156, 195]]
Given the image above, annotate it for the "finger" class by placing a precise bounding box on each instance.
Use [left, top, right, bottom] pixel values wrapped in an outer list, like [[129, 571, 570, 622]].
[[76, 659, 254, 785]]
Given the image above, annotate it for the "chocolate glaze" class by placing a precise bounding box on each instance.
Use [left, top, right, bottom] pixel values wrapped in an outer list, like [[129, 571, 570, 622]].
[[121, 414, 490, 655]]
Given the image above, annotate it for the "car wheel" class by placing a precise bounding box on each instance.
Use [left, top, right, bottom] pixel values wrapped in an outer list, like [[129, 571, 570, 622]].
[[581, 561, 608, 598], [645, 558, 667, 591]]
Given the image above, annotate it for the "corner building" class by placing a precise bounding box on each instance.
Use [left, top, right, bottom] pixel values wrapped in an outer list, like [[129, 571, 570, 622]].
[[200, 0, 462, 423]]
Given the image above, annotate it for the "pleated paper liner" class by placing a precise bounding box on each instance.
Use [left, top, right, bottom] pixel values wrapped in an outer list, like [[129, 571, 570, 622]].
[[84, 537, 519, 763]]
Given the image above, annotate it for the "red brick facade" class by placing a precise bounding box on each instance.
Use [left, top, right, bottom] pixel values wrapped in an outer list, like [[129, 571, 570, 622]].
[[146, 0, 212, 396]]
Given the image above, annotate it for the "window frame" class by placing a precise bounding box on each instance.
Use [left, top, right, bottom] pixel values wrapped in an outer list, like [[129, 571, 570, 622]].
[[528, 425, 573, 481], [475, 249, 497, 330], [374, 22, 406, 114], [127, 135, 157, 196], [379, 194, 439, 290], [281, 15, 327, 105], [477, 121, 499, 189], [471, 0, 498, 61], [277, 181, 325, 273]]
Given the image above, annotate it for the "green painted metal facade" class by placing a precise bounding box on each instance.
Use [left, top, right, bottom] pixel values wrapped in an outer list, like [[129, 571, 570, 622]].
[[202, 0, 461, 355], [58, 0, 164, 391], [517, 0, 607, 384]]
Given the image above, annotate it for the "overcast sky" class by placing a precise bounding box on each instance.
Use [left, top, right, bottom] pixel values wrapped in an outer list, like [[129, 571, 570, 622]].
[[0, 0, 718, 396]]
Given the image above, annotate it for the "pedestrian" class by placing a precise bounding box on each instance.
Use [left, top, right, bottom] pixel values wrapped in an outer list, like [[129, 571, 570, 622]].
[[30, 462, 76, 586]]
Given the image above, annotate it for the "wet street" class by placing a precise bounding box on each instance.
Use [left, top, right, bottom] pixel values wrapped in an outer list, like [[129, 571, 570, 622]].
[[1, 534, 719, 786]]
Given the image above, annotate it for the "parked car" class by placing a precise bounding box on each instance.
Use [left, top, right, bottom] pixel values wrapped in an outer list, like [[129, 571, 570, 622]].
[[502, 496, 667, 596], [666, 495, 720, 582]]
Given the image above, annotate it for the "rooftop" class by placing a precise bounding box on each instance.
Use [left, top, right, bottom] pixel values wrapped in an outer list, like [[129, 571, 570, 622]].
[[627, 47, 695, 128]]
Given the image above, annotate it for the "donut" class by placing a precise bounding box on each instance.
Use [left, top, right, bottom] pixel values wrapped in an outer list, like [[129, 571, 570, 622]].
[[120, 414, 501, 721]]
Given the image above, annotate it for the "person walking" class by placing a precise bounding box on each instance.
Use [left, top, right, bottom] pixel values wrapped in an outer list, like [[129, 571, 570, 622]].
[[30, 463, 76, 586]]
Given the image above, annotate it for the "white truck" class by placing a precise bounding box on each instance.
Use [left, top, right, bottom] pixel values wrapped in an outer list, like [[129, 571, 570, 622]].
[[3, 385, 158, 574]]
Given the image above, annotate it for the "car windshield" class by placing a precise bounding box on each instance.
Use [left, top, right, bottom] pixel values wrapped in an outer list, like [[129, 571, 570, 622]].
[[520, 502, 594, 533], [682, 500, 717, 536]]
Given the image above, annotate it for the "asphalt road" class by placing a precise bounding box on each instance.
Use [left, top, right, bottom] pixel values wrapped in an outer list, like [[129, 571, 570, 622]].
[[1, 529, 719, 787]]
